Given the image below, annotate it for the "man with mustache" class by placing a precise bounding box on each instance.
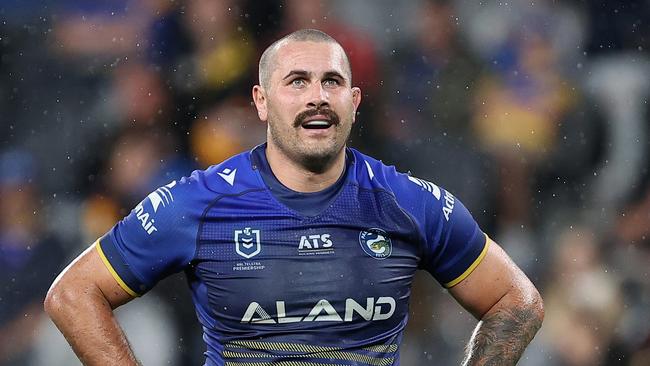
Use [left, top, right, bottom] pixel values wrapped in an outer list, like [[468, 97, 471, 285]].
[[45, 29, 543, 366]]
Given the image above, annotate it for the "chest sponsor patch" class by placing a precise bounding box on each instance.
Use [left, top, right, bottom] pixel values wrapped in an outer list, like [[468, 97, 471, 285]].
[[298, 233, 335, 256]]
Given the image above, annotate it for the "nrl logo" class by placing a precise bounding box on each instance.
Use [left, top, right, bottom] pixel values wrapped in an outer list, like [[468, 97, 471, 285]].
[[235, 227, 261, 259], [359, 228, 392, 260]]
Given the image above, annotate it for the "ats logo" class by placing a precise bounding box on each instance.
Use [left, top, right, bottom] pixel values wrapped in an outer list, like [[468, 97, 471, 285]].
[[298, 233, 334, 255]]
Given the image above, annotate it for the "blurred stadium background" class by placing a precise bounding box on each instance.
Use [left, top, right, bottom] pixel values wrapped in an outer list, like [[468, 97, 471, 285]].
[[1, 0, 649, 365]]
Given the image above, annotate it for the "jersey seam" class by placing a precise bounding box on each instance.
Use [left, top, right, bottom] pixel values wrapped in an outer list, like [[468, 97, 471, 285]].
[[351, 182, 427, 259], [193, 188, 268, 262]]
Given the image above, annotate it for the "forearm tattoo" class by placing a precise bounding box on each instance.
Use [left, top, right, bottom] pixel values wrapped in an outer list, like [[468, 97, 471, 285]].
[[461, 303, 543, 366]]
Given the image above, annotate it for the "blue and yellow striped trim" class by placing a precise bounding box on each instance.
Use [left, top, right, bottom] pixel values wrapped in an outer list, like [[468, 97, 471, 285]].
[[444, 234, 490, 288], [224, 340, 398, 366], [95, 239, 140, 297], [222, 351, 393, 366], [225, 362, 346, 366]]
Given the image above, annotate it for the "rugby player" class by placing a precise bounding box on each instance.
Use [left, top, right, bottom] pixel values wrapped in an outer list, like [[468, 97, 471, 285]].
[[45, 29, 543, 366]]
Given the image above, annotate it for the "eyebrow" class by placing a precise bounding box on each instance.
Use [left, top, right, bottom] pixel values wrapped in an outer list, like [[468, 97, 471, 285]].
[[282, 70, 310, 80], [323, 71, 345, 81], [282, 70, 347, 82]]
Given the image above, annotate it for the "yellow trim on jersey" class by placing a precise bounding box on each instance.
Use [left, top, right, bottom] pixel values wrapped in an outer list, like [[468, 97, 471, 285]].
[[227, 340, 340, 353], [227, 340, 397, 355], [95, 239, 140, 297], [444, 233, 490, 288], [222, 350, 394, 366], [224, 340, 398, 366], [225, 362, 347, 366]]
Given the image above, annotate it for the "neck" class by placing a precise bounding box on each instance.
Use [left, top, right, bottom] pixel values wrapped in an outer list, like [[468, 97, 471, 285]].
[[265, 143, 346, 193]]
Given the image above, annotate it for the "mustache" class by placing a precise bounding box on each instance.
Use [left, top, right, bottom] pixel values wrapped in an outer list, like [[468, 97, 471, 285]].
[[293, 108, 341, 127]]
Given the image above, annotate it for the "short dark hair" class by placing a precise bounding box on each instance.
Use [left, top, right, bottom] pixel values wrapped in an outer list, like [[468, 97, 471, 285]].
[[258, 29, 352, 89]]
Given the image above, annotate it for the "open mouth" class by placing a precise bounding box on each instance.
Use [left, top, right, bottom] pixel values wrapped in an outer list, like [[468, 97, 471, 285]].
[[296, 110, 339, 130], [301, 120, 333, 129]]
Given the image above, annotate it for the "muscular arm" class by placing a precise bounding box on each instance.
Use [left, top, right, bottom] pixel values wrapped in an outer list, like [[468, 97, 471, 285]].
[[449, 238, 544, 366], [44, 243, 139, 366]]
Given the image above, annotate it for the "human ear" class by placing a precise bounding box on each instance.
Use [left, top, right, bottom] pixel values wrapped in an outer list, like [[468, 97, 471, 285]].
[[351, 87, 362, 122], [252, 85, 268, 121]]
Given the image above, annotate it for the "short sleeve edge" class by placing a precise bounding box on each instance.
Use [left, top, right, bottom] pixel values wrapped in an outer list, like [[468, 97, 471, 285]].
[[95, 239, 141, 297], [443, 234, 489, 288]]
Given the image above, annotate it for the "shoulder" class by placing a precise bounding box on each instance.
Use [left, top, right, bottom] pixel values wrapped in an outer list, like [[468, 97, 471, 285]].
[[134, 149, 264, 224], [349, 148, 444, 207], [173, 149, 264, 202]]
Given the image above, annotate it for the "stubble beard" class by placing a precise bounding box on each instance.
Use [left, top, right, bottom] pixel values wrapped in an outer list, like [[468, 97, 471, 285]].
[[267, 108, 352, 174]]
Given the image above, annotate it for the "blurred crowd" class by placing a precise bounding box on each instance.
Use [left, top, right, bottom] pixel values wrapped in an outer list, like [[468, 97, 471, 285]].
[[1, 0, 649, 365]]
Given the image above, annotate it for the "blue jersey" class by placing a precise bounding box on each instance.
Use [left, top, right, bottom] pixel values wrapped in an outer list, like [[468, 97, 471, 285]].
[[97, 144, 488, 366]]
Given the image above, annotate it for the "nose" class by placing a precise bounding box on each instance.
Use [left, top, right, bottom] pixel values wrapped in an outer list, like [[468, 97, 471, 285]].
[[306, 82, 330, 109]]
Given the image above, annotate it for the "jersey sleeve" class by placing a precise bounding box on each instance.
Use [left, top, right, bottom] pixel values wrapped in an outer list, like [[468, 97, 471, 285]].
[[96, 175, 201, 296], [420, 187, 488, 288]]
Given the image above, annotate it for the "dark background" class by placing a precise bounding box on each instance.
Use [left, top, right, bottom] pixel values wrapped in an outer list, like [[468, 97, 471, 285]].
[[1, 0, 649, 365]]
